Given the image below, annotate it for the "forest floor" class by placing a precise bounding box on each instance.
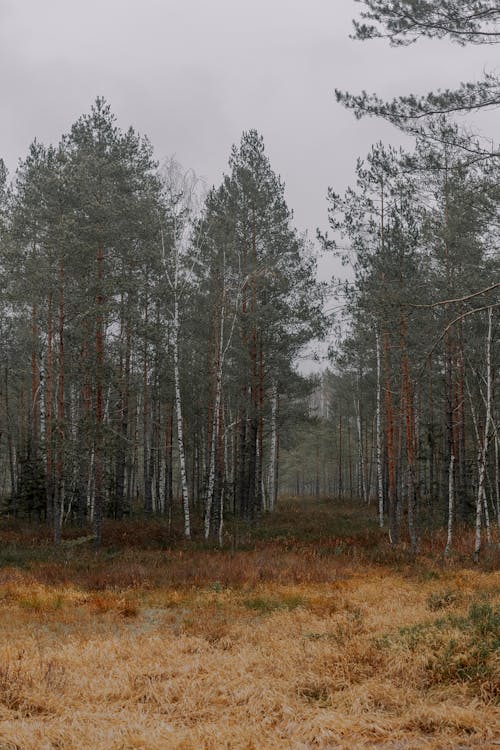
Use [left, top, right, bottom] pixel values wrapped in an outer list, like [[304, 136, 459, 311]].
[[0, 498, 498, 750]]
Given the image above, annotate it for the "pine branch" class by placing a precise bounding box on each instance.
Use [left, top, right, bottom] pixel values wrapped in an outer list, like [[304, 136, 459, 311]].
[[352, 1, 500, 46], [407, 281, 500, 308]]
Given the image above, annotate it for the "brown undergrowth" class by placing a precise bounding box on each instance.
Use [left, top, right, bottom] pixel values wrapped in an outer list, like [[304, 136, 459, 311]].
[[0, 498, 498, 749]]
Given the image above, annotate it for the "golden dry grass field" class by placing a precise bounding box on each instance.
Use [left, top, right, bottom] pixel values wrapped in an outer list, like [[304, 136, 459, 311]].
[[0, 499, 498, 749]]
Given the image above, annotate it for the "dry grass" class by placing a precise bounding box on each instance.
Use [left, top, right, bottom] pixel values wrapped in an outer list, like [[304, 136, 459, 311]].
[[0, 499, 498, 749]]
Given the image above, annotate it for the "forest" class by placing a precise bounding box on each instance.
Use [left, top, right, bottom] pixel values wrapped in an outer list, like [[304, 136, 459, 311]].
[[0, 108, 326, 544], [286, 124, 499, 561], [0, 2, 498, 748], [0, 104, 498, 559]]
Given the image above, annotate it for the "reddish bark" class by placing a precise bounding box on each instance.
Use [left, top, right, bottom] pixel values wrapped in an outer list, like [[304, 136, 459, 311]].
[[54, 262, 65, 544], [31, 304, 39, 457], [94, 244, 104, 545], [45, 293, 53, 521], [384, 330, 397, 542]]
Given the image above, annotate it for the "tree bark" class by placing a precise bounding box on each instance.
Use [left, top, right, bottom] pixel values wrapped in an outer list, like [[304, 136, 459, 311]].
[[376, 331, 384, 527], [267, 381, 278, 512], [384, 331, 397, 543], [473, 308, 493, 562], [93, 244, 104, 547], [401, 315, 417, 553], [445, 453, 455, 556], [45, 293, 54, 523], [173, 294, 191, 539], [53, 261, 65, 545]]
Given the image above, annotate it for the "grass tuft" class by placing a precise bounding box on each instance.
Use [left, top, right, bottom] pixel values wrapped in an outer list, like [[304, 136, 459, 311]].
[[242, 593, 304, 613], [427, 588, 461, 611]]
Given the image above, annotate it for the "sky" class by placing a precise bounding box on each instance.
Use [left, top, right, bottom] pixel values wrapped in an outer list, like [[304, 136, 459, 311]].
[[0, 0, 497, 363]]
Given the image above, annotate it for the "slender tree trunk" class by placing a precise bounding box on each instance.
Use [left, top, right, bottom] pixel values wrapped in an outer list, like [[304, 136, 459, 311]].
[[384, 332, 397, 543], [116, 321, 131, 520], [445, 453, 455, 556], [495, 431, 500, 538], [268, 381, 278, 512], [248, 214, 259, 519], [426, 361, 437, 536], [93, 244, 104, 547], [338, 410, 343, 500], [53, 261, 65, 545], [173, 294, 190, 539], [154, 375, 162, 513], [143, 294, 153, 515], [5, 368, 16, 501], [205, 302, 224, 539], [457, 321, 468, 516], [347, 415, 353, 502], [164, 400, 173, 524], [80, 321, 92, 524], [237, 395, 248, 518], [31, 304, 39, 461], [257, 340, 265, 511], [401, 316, 417, 553], [473, 308, 493, 562], [355, 389, 367, 503], [376, 331, 384, 527], [45, 293, 54, 523]]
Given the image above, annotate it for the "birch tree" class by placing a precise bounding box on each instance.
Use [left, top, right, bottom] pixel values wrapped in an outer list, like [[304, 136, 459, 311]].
[[159, 159, 205, 539]]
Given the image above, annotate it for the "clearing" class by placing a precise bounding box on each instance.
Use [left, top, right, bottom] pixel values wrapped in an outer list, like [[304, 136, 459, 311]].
[[0, 499, 498, 749]]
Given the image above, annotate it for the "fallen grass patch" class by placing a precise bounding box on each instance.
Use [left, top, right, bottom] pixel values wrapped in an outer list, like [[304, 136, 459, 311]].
[[0, 566, 496, 748], [242, 593, 304, 613], [0, 499, 497, 748], [379, 601, 499, 701]]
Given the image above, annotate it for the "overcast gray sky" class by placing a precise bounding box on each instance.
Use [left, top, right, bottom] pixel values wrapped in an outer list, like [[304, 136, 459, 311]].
[[1, 0, 497, 284]]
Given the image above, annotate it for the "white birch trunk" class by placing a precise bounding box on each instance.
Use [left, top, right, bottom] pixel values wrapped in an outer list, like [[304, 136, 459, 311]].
[[483, 488, 492, 544], [173, 295, 191, 539], [204, 308, 224, 539], [159, 159, 204, 541], [474, 307, 493, 562], [376, 332, 384, 527]]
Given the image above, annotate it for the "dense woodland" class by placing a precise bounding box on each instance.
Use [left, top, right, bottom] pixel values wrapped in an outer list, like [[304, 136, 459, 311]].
[[0, 109, 325, 546], [0, 0, 498, 560], [283, 0, 500, 561]]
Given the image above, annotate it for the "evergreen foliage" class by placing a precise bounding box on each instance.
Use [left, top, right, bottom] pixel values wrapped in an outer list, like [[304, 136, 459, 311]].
[[0, 103, 325, 544]]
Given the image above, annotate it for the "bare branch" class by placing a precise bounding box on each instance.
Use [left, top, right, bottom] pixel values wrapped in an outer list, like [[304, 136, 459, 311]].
[[407, 282, 500, 308]]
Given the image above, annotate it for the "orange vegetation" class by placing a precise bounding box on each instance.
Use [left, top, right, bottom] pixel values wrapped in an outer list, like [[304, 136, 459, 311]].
[[0, 500, 497, 749]]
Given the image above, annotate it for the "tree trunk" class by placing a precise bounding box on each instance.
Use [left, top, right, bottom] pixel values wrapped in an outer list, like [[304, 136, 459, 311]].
[[143, 295, 153, 515], [45, 293, 54, 523], [473, 308, 493, 562], [31, 304, 39, 462], [53, 261, 65, 545], [355, 391, 367, 503], [384, 332, 397, 544], [445, 453, 455, 556], [173, 295, 190, 539], [376, 332, 384, 526], [267, 381, 278, 512], [93, 244, 104, 547], [401, 316, 417, 554], [5, 368, 16, 502], [205, 302, 224, 539], [164, 400, 173, 524]]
